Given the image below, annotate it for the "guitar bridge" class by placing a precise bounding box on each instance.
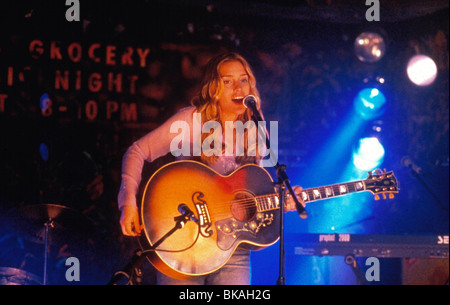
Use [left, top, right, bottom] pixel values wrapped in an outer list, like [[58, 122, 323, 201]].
[[192, 191, 213, 238]]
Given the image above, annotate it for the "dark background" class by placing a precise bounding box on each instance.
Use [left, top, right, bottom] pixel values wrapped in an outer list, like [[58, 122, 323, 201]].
[[0, 0, 448, 285]]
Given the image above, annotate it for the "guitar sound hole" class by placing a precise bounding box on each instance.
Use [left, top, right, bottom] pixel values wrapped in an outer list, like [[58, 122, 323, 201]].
[[231, 192, 257, 221]]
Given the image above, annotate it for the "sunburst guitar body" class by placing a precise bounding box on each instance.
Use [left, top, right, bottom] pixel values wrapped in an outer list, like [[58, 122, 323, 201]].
[[140, 160, 398, 279]]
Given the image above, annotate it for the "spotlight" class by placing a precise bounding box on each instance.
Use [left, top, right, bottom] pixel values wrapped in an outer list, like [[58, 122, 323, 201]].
[[353, 87, 386, 120], [40, 93, 50, 113], [39, 143, 49, 162], [352, 137, 385, 171], [406, 54, 438, 86], [354, 32, 386, 63]]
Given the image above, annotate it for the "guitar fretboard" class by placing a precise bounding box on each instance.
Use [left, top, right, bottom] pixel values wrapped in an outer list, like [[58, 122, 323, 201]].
[[254, 180, 366, 212]]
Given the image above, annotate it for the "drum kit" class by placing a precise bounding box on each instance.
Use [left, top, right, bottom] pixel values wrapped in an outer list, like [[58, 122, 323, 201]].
[[0, 203, 93, 285]]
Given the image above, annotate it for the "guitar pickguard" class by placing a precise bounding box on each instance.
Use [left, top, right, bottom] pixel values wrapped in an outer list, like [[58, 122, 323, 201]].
[[215, 212, 275, 250]]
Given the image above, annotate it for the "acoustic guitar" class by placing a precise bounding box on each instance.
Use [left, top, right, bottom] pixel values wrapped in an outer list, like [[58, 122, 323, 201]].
[[139, 160, 398, 279]]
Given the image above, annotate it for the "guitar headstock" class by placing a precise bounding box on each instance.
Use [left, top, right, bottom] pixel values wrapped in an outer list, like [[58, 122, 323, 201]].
[[364, 169, 399, 200]]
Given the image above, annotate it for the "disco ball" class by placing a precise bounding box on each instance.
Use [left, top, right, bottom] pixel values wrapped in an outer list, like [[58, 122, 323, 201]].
[[354, 32, 386, 63]]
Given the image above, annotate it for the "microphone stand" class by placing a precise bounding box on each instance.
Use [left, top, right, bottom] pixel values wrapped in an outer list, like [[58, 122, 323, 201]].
[[108, 210, 195, 285], [247, 99, 307, 285], [275, 164, 309, 285], [408, 168, 448, 213]]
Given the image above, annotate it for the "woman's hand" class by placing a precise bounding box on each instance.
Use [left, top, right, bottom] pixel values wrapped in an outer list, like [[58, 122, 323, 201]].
[[284, 185, 305, 212], [120, 205, 142, 236]]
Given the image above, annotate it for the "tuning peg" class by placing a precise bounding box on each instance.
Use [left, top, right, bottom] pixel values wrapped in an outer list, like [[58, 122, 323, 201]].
[[374, 194, 380, 200], [389, 193, 394, 199], [382, 193, 387, 200]]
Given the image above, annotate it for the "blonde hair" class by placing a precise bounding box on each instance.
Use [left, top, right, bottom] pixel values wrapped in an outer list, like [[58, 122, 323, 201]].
[[191, 53, 262, 165]]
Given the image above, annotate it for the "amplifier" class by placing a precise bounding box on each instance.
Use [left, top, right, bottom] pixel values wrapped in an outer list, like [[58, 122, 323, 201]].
[[286, 233, 449, 259]]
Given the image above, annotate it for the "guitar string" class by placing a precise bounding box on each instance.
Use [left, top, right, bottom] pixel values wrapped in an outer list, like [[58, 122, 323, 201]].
[[146, 179, 385, 224], [202, 186, 337, 210], [139, 173, 392, 256], [157, 181, 375, 220], [206, 193, 285, 209], [200, 194, 295, 217], [142, 189, 342, 250], [203, 184, 372, 217], [211, 181, 369, 208], [203, 181, 365, 212], [154, 178, 375, 219], [200, 187, 392, 219], [192, 186, 331, 214]]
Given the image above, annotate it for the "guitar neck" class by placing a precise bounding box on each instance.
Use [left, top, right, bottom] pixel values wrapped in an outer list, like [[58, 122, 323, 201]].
[[255, 180, 366, 212], [300, 180, 366, 203]]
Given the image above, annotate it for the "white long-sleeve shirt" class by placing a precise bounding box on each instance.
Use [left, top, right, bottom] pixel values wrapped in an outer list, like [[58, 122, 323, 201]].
[[117, 106, 266, 210]]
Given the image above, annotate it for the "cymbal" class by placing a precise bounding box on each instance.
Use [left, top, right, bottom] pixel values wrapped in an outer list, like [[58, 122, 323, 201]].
[[0, 267, 42, 285], [6, 203, 93, 244]]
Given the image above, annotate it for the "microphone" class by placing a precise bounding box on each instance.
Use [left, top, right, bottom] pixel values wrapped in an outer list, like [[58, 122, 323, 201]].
[[401, 156, 423, 175], [242, 95, 263, 122], [242, 94, 258, 109], [177, 204, 199, 224]]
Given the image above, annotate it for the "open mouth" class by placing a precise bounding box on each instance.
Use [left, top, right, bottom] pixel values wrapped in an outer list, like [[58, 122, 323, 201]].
[[232, 97, 244, 104]]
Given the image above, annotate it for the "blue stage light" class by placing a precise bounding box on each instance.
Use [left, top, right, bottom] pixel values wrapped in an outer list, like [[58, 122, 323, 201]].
[[352, 137, 385, 171], [39, 142, 49, 162], [40, 93, 50, 113], [353, 87, 386, 120]]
